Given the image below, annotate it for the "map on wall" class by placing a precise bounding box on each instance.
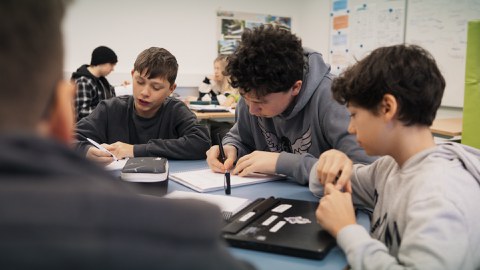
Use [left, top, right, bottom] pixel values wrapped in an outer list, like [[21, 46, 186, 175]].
[[329, 0, 406, 74], [217, 10, 291, 55]]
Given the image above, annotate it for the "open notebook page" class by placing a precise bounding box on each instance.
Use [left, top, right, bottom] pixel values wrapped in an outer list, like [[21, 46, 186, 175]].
[[169, 169, 282, 193]]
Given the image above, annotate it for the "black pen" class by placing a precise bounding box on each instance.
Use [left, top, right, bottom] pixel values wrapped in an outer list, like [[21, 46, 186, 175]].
[[217, 133, 231, 195]]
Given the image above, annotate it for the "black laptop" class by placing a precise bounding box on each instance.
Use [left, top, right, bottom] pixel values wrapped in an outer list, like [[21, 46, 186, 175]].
[[222, 197, 336, 260]]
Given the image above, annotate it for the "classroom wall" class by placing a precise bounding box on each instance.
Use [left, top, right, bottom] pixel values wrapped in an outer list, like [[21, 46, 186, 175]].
[[63, 0, 331, 87], [63, 0, 462, 117]]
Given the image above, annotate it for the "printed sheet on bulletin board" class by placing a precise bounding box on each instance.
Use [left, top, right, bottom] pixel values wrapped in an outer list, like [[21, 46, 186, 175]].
[[329, 0, 406, 74]]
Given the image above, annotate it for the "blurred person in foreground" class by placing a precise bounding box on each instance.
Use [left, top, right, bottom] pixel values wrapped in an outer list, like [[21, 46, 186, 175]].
[[0, 1, 254, 269]]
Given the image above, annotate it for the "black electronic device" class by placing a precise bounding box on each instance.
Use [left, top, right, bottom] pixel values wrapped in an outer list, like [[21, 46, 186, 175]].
[[222, 197, 336, 260]]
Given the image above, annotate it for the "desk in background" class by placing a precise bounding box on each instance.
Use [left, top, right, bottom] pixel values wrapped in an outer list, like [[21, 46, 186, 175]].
[[430, 117, 462, 137], [194, 110, 235, 121], [166, 160, 370, 270], [110, 89, 236, 122]]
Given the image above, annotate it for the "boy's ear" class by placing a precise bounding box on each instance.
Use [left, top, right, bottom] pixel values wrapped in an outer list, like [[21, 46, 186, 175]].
[[381, 94, 398, 121], [291, 80, 302, 96], [48, 81, 76, 144], [169, 83, 177, 94]]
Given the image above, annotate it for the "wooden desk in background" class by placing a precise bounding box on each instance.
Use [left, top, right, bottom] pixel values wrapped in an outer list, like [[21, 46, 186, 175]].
[[430, 118, 463, 137], [194, 111, 235, 120]]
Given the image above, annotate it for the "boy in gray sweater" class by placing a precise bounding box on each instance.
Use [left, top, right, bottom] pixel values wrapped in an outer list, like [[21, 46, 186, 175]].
[[310, 44, 480, 269]]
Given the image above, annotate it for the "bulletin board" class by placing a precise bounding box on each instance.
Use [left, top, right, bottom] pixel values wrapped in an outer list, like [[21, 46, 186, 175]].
[[329, 0, 480, 108], [328, 0, 406, 74]]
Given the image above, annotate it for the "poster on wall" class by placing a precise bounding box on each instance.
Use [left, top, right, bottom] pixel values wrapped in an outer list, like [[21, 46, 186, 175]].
[[217, 10, 291, 55], [329, 0, 406, 74]]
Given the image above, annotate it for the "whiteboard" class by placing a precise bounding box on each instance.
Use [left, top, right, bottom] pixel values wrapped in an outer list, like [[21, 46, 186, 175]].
[[405, 0, 480, 107]]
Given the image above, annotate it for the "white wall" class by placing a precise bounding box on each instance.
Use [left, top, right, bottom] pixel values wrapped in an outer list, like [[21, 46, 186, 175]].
[[63, 0, 331, 87], [296, 0, 331, 56], [62, 0, 460, 117]]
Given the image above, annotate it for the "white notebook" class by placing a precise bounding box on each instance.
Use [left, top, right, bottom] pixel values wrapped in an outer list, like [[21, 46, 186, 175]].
[[169, 169, 283, 193], [165, 190, 251, 220]]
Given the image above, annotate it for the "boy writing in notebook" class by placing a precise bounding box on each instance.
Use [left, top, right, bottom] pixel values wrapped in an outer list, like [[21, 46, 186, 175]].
[[76, 47, 211, 163], [311, 44, 480, 269], [206, 24, 374, 185], [0, 1, 254, 269]]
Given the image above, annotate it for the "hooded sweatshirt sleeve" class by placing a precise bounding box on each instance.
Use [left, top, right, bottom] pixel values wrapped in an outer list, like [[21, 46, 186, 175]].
[[75, 101, 111, 156], [338, 188, 475, 270], [222, 99, 258, 158], [339, 145, 480, 269]]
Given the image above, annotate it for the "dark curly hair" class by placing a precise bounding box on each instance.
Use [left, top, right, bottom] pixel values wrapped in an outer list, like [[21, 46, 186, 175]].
[[332, 44, 445, 126], [225, 24, 304, 97]]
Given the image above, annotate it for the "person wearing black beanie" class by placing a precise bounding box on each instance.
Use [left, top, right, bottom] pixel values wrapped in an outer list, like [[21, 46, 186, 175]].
[[71, 46, 118, 121], [90, 46, 118, 66]]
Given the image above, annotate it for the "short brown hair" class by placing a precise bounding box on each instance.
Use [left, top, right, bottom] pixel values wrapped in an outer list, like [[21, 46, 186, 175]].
[[133, 47, 178, 86], [332, 44, 445, 126], [0, 0, 68, 131]]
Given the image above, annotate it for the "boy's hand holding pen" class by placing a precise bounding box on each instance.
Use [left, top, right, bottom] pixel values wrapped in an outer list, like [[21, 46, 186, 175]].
[[216, 133, 232, 195], [206, 139, 237, 174], [87, 138, 118, 161]]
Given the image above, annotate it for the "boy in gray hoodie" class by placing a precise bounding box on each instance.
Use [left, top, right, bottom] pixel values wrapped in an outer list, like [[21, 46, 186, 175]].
[[206, 24, 374, 184], [311, 44, 480, 269]]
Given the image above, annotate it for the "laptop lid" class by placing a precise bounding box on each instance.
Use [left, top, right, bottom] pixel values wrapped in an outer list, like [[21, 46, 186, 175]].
[[222, 197, 336, 260]]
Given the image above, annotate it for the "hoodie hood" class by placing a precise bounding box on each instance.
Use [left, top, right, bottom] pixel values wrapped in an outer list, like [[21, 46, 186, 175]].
[[430, 142, 480, 186], [71, 64, 97, 80], [283, 47, 331, 120]]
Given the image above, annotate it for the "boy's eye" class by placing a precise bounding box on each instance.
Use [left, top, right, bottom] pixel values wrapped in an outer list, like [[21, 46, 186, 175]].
[[136, 80, 145, 85], [349, 113, 356, 118], [151, 84, 163, 91]]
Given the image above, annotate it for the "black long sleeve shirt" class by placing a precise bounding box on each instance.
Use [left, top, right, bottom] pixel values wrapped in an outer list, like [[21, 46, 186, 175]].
[[75, 95, 211, 160]]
